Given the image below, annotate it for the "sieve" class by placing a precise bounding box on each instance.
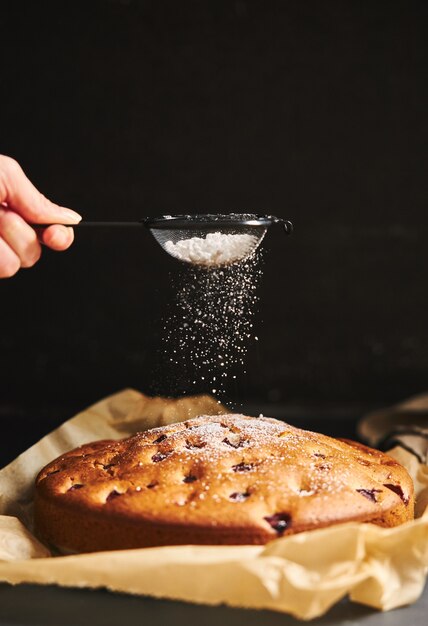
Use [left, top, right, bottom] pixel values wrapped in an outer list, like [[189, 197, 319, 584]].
[[31, 213, 292, 267], [144, 214, 292, 266]]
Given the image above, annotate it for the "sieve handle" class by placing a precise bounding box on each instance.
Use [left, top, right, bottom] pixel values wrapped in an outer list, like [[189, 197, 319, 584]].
[[29, 221, 147, 228]]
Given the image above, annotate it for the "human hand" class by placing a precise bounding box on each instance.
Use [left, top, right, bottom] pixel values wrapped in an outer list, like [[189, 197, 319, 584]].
[[0, 155, 81, 278]]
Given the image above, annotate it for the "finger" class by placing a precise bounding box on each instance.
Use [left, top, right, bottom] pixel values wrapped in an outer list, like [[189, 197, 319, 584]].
[[0, 237, 21, 278], [38, 225, 74, 251], [0, 209, 41, 268], [0, 155, 82, 225]]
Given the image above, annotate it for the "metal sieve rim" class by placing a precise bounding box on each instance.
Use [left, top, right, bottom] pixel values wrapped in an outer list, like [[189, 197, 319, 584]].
[[143, 214, 291, 231]]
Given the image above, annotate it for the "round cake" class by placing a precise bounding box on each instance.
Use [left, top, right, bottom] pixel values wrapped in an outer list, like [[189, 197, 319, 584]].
[[34, 414, 414, 553]]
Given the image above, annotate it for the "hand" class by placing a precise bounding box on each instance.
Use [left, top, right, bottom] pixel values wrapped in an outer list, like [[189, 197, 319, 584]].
[[0, 155, 82, 278]]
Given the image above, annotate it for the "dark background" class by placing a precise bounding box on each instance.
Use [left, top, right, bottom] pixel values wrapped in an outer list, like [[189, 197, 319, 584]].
[[1, 0, 428, 434]]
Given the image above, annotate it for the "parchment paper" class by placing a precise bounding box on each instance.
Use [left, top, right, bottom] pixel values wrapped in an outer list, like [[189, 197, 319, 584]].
[[0, 389, 427, 621]]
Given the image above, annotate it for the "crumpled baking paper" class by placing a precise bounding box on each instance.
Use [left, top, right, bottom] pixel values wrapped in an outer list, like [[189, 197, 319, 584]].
[[0, 389, 427, 620], [359, 393, 428, 517]]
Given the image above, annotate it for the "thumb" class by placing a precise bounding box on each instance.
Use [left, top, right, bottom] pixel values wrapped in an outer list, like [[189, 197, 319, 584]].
[[0, 156, 81, 224]]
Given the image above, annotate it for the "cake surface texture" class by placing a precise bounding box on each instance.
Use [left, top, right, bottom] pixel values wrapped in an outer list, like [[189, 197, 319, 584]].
[[34, 414, 414, 553]]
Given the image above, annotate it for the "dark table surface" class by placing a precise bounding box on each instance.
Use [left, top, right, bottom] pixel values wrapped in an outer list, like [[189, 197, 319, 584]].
[[1, 403, 426, 626], [0, 583, 426, 626]]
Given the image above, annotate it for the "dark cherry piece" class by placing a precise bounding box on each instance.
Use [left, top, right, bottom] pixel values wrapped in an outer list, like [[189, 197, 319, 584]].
[[152, 451, 171, 463], [146, 482, 158, 489], [356, 488, 382, 502], [185, 440, 207, 450], [232, 462, 254, 472], [264, 513, 292, 534], [383, 483, 409, 504], [106, 489, 122, 501], [183, 475, 197, 483], [229, 491, 250, 502], [313, 453, 326, 459], [68, 483, 83, 491], [153, 434, 167, 444]]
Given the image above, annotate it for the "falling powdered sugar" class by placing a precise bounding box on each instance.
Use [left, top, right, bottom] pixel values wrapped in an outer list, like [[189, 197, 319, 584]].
[[161, 253, 263, 398], [164, 232, 259, 267]]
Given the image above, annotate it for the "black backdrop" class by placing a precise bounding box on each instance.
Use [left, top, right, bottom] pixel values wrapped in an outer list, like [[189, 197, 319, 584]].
[[1, 0, 428, 412]]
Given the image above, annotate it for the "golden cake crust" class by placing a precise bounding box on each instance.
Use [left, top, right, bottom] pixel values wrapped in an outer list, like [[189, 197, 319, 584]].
[[34, 415, 414, 553]]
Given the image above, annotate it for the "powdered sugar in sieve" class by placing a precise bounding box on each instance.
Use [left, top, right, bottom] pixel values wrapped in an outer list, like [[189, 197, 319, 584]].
[[164, 232, 259, 267]]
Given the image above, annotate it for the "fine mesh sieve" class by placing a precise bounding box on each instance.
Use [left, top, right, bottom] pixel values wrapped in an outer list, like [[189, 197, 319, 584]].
[[143, 214, 293, 267]]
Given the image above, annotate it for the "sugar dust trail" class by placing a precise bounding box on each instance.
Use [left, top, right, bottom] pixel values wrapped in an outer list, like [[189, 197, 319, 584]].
[[158, 253, 263, 402]]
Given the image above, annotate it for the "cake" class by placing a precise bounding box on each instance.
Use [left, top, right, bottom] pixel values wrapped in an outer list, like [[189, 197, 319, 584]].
[[34, 414, 414, 553]]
